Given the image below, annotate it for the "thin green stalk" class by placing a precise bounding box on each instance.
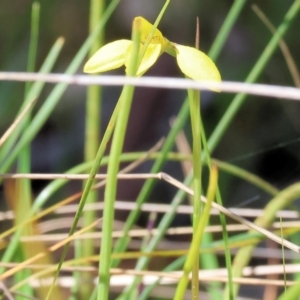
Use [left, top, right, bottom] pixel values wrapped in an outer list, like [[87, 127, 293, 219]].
[[200, 119, 234, 299], [81, 0, 105, 297], [208, 0, 300, 154], [83, 0, 105, 226], [16, 0, 39, 219], [137, 176, 192, 300], [138, 0, 170, 63], [187, 88, 202, 299], [15, 4, 39, 299], [280, 217, 287, 295], [0, 37, 64, 166], [97, 19, 141, 300], [174, 165, 218, 300], [209, 0, 246, 59]]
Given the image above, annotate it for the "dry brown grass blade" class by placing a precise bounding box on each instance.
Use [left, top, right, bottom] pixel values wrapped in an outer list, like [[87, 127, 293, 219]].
[[0, 281, 14, 300], [159, 172, 300, 253], [2, 171, 299, 252], [0, 139, 164, 240], [0, 220, 100, 281]]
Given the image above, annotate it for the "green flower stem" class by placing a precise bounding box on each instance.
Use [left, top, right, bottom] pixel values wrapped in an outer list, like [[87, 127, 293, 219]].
[[187, 88, 202, 298], [97, 19, 141, 300], [174, 165, 218, 300]]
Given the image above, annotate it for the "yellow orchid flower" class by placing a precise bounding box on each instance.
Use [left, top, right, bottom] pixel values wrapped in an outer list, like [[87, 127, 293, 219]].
[[84, 16, 221, 91]]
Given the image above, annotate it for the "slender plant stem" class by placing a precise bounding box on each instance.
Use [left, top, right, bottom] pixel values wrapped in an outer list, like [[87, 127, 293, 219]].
[[208, 0, 300, 154], [110, 0, 172, 268], [209, 0, 247, 59], [84, 0, 104, 218], [188, 88, 202, 299], [81, 0, 105, 297], [97, 19, 141, 300], [174, 165, 218, 300], [113, 104, 190, 299], [16, 3, 39, 297]]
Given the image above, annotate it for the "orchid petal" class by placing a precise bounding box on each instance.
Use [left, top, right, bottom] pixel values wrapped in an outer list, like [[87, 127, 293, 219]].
[[136, 16, 166, 46], [84, 40, 131, 73], [174, 44, 221, 92], [125, 43, 162, 76]]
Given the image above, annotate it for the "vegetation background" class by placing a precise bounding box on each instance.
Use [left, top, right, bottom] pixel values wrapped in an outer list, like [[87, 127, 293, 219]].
[[0, 0, 300, 299]]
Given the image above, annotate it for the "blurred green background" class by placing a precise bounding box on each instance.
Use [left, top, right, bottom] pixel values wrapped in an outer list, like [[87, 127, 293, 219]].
[[0, 0, 300, 209]]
